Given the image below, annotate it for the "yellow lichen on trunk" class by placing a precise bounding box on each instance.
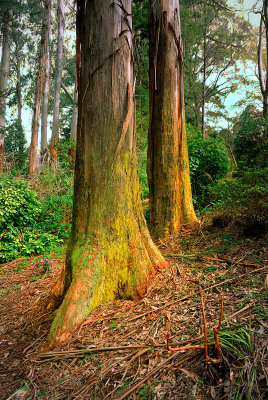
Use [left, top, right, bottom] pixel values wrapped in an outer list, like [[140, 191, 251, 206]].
[[48, 0, 166, 345], [148, 0, 198, 239]]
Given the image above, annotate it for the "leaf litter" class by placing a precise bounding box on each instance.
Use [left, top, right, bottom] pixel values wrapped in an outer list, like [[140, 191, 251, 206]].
[[0, 214, 267, 399]]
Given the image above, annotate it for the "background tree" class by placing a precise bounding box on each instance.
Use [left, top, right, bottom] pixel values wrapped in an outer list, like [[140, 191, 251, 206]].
[[51, 0, 65, 167], [181, 0, 251, 133], [41, 50, 51, 157], [147, 0, 198, 239], [258, 0, 268, 116], [29, 0, 52, 175], [0, 10, 12, 173], [48, 0, 166, 345]]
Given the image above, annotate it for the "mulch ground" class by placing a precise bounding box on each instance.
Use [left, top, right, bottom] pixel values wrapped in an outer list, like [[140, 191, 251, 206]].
[[0, 213, 267, 400]]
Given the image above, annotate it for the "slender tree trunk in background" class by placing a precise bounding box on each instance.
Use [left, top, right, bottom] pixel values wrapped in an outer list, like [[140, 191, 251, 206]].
[[258, 0, 268, 117], [69, 79, 78, 168], [51, 0, 65, 167], [147, 0, 198, 239], [29, 0, 51, 175], [41, 51, 51, 157], [15, 40, 22, 122], [194, 97, 200, 130], [0, 10, 12, 173], [202, 34, 207, 138], [70, 78, 78, 141], [264, 0, 268, 116], [48, 0, 166, 346]]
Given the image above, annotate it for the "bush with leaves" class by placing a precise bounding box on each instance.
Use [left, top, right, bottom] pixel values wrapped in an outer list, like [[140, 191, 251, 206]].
[[234, 108, 268, 168], [39, 194, 73, 241], [187, 125, 230, 209], [210, 167, 268, 225], [136, 85, 150, 199], [4, 119, 27, 173], [0, 177, 63, 263]]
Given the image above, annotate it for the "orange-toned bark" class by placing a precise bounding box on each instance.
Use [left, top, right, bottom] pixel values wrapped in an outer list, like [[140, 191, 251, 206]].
[[148, 0, 198, 239], [48, 0, 167, 346]]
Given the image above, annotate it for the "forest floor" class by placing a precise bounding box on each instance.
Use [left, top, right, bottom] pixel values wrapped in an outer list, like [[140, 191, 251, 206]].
[[0, 212, 267, 400]]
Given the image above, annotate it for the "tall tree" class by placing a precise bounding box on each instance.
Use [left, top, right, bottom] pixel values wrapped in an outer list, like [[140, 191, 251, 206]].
[[147, 0, 198, 239], [48, 0, 166, 345], [14, 38, 22, 122], [29, 0, 52, 175], [0, 10, 12, 173], [258, 0, 268, 116], [51, 0, 65, 166], [181, 0, 251, 131], [70, 78, 78, 141], [41, 50, 51, 157]]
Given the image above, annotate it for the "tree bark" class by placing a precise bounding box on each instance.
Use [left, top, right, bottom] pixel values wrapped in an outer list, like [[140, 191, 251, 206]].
[[29, 0, 51, 175], [48, 0, 167, 346], [258, 1, 268, 116], [41, 50, 51, 156], [147, 0, 198, 239], [264, 0, 268, 116], [0, 10, 12, 173], [202, 33, 207, 138], [15, 39, 22, 122], [51, 0, 65, 166], [70, 78, 78, 141]]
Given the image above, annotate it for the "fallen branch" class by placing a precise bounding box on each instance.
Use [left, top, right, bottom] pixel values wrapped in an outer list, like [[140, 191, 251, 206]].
[[202, 255, 261, 268], [113, 352, 180, 400], [37, 337, 204, 360], [165, 286, 223, 364], [128, 265, 268, 323]]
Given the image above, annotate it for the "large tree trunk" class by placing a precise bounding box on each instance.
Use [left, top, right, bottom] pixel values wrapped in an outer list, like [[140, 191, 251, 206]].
[[41, 51, 51, 157], [0, 10, 12, 173], [48, 0, 166, 346], [29, 0, 51, 175], [51, 0, 65, 166], [258, 0, 268, 116], [147, 0, 198, 239]]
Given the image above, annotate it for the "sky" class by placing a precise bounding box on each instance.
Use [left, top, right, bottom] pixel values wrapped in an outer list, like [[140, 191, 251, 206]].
[[205, 0, 263, 129], [6, 0, 264, 144]]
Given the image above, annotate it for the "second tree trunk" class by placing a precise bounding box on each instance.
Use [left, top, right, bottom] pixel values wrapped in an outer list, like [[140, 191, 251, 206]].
[[148, 0, 198, 239]]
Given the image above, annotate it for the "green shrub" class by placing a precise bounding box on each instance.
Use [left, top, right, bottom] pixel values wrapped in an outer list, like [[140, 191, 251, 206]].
[[4, 119, 27, 173], [234, 108, 267, 168], [210, 167, 268, 223], [0, 177, 63, 263], [39, 194, 73, 240], [187, 126, 230, 209], [136, 85, 149, 199]]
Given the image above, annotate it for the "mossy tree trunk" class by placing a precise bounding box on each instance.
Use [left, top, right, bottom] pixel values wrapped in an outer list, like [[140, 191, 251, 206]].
[[148, 0, 198, 239], [49, 0, 166, 346]]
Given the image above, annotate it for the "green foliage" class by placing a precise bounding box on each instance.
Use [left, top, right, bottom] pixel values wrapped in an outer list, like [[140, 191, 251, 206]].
[[39, 194, 73, 241], [0, 177, 63, 263], [136, 85, 149, 199], [4, 119, 27, 173], [187, 125, 230, 208], [210, 167, 268, 224], [234, 108, 268, 168], [137, 382, 157, 400]]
